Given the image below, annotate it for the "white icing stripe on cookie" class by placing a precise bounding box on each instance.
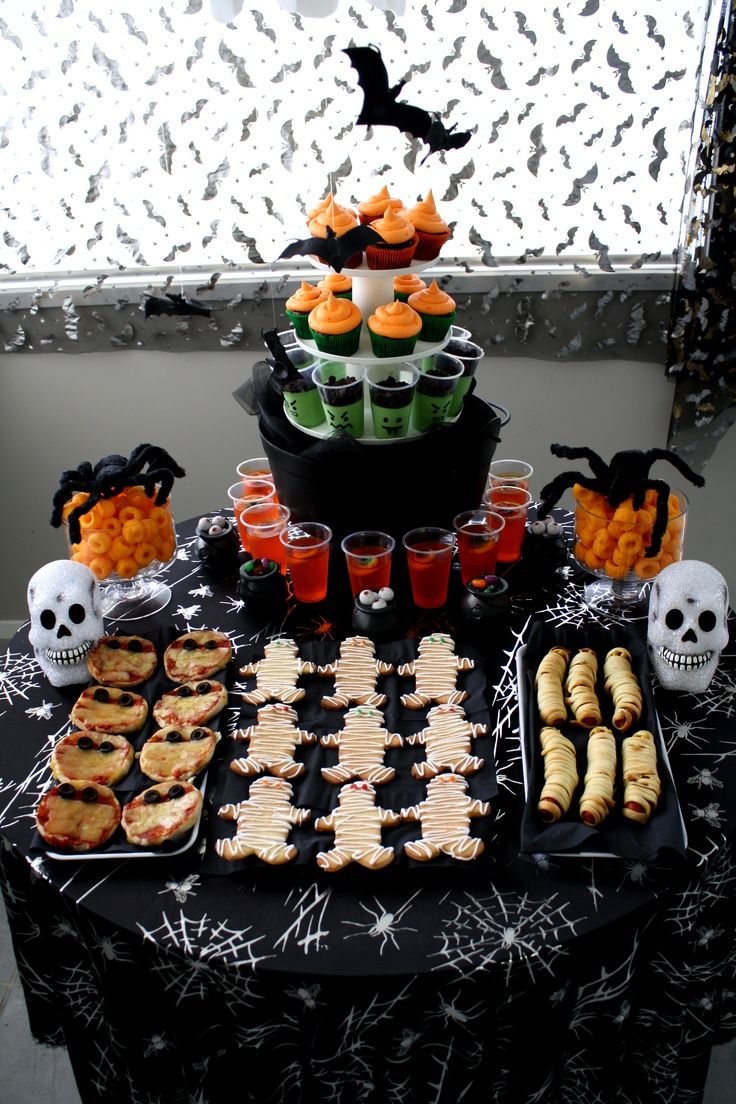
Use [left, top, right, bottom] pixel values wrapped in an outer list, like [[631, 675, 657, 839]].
[[400, 635, 472, 707], [240, 639, 310, 704], [216, 778, 309, 863], [319, 706, 400, 784], [320, 637, 392, 708], [401, 775, 490, 860]]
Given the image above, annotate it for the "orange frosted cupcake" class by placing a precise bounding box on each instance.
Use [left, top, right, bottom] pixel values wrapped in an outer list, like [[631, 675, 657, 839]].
[[407, 280, 457, 341], [365, 208, 418, 270], [308, 292, 362, 356], [357, 185, 405, 224], [394, 273, 428, 302], [308, 199, 363, 268], [284, 281, 327, 338], [406, 190, 451, 260], [306, 191, 354, 225], [367, 300, 423, 358], [316, 272, 353, 300]]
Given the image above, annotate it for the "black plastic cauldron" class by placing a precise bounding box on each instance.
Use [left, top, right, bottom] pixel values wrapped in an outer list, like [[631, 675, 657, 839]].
[[249, 361, 509, 548]]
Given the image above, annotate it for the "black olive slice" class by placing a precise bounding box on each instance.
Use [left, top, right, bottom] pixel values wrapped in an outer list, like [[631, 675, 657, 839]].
[[58, 783, 76, 799], [99, 741, 115, 754], [166, 730, 183, 743], [196, 682, 212, 695], [204, 639, 218, 650], [128, 638, 143, 653], [168, 784, 185, 799], [107, 639, 121, 650], [76, 735, 94, 750], [143, 790, 161, 805], [119, 694, 133, 707], [183, 638, 197, 651], [93, 687, 110, 703], [177, 685, 193, 697], [81, 787, 99, 803], [191, 728, 206, 741]]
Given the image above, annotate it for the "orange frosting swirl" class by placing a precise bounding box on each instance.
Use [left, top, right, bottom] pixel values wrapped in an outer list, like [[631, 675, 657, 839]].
[[368, 300, 423, 340], [408, 280, 456, 316], [406, 190, 449, 235], [394, 273, 427, 296], [317, 273, 353, 295], [306, 191, 336, 224], [308, 199, 359, 239], [308, 292, 362, 335], [370, 207, 415, 245], [285, 281, 326, 313], [357, 186, 404, 219]]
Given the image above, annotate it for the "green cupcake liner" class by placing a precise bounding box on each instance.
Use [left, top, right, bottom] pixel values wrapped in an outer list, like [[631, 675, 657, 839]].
[[284, 308, 313, 339], [417, 310, 456, 342], [368, 330, 420, 359], [310, 323, 362, 357]]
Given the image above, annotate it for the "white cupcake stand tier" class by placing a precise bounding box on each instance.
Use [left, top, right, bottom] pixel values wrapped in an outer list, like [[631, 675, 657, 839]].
[[282, 259, 458, 442]]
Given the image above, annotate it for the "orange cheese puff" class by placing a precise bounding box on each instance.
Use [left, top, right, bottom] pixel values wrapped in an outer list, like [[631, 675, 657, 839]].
[[115, 556, 139, 579], [612, 547, 638, 568], [574, 540, 589, 561], [634, 558, 661, 580], [89, 555, 114, 580], [604, 559, 629, 580], [134, 543, 157, 567], [101, 517, 122, 537], [667, 494, 682, 517], [617, 531, 644, 556], [125, 489, 154, 510], [659, 553, 674, 569], [122, 519, 146, 545], [118, 506, 143, 523], [86, 531, 112, 556], [592, 530, 616, 559], [79, 512, 97, 530], [143, 519, 159, 542], [149, 507, 171, 530], [583, 549, 605, 571], [156, 536, 176, 561], [110, 537, 134, 561], [96, 499, 117, 518]]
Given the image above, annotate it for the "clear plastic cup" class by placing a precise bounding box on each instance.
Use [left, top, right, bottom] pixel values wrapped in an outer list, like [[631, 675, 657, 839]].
[[453, 509, 506, 584], [227, 480, 276, 550], [279, 522, 332, 603], [341, 531, 395, 596], [443, 339, 484, 417], [402, 527, 454, 609], [411, 353, 464, 432], [483, 485, 533, 563], [312, 363, 365, 438], [236, 457, 274, 484], [487, 459, 534, 493], [239, 502, 291, 569], [366, 363, 419, 439]]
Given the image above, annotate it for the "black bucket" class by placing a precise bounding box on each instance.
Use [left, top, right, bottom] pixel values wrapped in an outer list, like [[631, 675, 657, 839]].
[[252, 360, 509, 545]]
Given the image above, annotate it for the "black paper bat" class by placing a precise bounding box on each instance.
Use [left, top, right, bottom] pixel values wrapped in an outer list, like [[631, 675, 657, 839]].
[[343, 45, 471, 162], [277, 223, 381, 273], [261, 327, 301, 386], [143, 293, 212, 319]]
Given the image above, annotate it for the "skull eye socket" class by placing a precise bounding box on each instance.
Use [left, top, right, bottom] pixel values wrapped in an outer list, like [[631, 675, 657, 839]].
[[40, 609, 56, 630], [69, 603, 86, 625], [665, 608, 684, 630], [699, 610, 717, 632]]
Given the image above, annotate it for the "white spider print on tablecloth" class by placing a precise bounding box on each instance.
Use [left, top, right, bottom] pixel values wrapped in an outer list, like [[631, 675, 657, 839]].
[[568, 919, 649, 1036], [137, 908, 274, 969], [341, 889, 421, 954], [659, 709, 714, 753]]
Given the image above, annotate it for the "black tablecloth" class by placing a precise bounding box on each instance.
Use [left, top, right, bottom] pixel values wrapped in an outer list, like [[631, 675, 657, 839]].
[[1, 516, 735, 1104]]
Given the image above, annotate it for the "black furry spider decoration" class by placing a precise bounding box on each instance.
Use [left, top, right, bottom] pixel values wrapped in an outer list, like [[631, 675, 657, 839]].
[[538, 444, 705, 557], [51, 444, 186, 545]]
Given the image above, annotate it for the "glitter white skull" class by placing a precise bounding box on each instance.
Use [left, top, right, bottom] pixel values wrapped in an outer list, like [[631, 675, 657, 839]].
[[27, 560, 104, 687], [647, 560, 728, 692]]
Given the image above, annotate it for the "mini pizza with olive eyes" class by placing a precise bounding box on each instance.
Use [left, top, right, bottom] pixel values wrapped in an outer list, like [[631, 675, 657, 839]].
[[51, 731, 134, 785], [35, 781, 122, 852], [121, 781, 203, 847], [152, 680, 228, 728], [87, 635, 158, 687], [163, 631, 232, 683], [70, 686, 149, 734], [139, 725, 219, 782]]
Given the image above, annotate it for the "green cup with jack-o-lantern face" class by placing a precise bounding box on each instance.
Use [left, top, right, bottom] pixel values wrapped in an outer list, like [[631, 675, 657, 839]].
[[411, 353, 464, 433], [366, 362, 419, 439], [312, 362, 365, 438]]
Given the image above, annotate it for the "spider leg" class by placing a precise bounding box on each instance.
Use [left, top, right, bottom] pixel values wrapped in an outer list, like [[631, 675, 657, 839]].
[[538, 472, 603, 518], [644, 448, 706, 489], [644, 479, 671, 557], [550, 444, 610, 481]]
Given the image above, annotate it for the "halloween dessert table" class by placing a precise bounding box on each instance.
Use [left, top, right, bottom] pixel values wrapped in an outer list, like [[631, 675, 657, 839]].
[[1, 510, 735, 1104]]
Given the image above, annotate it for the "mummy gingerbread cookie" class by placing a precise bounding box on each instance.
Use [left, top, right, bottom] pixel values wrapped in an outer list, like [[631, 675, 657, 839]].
[[314, 781, 402, 872], [407, 703, 486, 779], [318, 636, 394, 710], [230, 703, 317, 780], [402, 773, 491, 862], [216, 777, 312, 864], [240, 638, 315, 705], [320, 705, 402, 786], [398, 634, 474, 709]]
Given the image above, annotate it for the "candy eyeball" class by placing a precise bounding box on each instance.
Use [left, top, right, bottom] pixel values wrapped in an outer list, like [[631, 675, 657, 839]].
[[377, 587, 394, 602], [530, 520, 547, 536], [212, 515, 227, 528], [359, 589, 378, 606], [198, 517, 212, 531], [371, 598, 387, 610], [209, 524, 224, 536], [546, 521, 561, 537]]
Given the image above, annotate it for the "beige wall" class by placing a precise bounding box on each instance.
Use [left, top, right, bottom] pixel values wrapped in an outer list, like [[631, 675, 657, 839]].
[[1, 350, 731, 625]]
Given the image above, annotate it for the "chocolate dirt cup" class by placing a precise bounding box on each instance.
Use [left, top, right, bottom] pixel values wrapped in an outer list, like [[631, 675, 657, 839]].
[[282, 366, 325, 429], [411, 353, 464, 432], [443, 338, 484, 417], [366, 362, 419, 439], [312, 363, 365, 437]]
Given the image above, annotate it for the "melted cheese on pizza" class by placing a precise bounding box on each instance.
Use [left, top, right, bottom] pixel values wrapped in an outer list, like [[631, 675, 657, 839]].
[[51, 733, 134, 785], [87, 636, 157, 686], [70, 688, 148, 733], [152, 683, 227, 727], [122, 788, 202, 846], [139, 727, 217, 781], [164, 632, 232, 683], [37, 791, 121, 850]]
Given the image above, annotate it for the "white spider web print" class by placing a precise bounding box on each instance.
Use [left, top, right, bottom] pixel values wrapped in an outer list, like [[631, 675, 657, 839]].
[[0, 645, 41, 713], [137, 908, 274, 969], [487, 616, 529, 796], [431, 888, 581, 982]]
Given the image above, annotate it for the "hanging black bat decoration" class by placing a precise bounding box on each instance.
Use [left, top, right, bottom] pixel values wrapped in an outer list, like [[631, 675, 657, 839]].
[[342, 45, 472, 163], [261, 327, 302, 387], [277, 223, 381, 273], [143, 293, 212, 319]]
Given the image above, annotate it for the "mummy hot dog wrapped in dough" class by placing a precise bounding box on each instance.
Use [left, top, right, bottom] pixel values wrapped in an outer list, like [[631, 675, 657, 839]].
[[537, 726, 578, 823], [565, 648, 602, 728], [535, 647, 571, 727], [578, 725, 616, 826], [603, 647, 642, 732], [621, 729, 661, 823]]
